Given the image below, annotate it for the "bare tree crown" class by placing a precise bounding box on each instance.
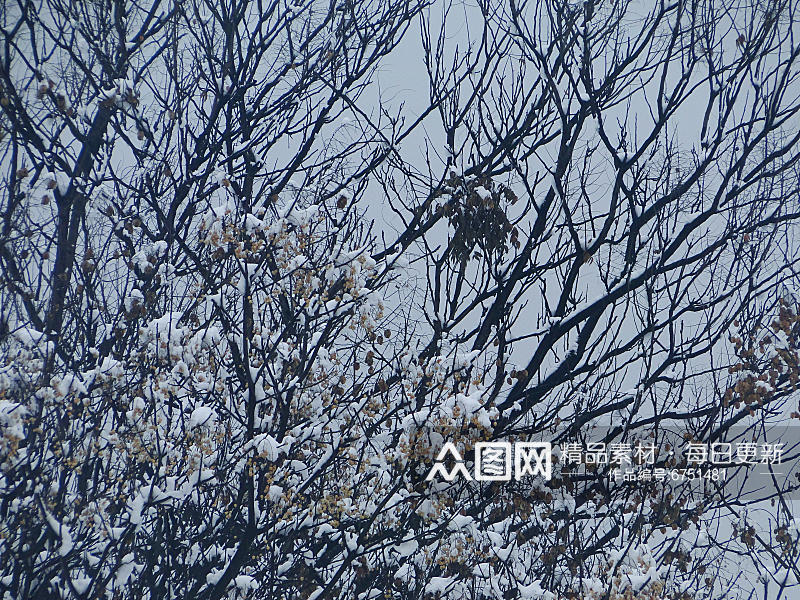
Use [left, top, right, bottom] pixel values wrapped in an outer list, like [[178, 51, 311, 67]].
[[2, 0, 800, 598]]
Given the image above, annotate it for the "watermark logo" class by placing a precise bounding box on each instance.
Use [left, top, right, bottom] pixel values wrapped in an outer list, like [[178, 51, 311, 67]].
[[426, 442, 552, 482], [426, 443, 473, 481], [425, 436, 789, 489]]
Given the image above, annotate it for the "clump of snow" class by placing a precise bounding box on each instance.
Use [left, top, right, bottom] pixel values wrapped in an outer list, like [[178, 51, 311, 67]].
[[189, 406, 216, 428], [124, 289, 144, 312], [473, 186, 491, 201]]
